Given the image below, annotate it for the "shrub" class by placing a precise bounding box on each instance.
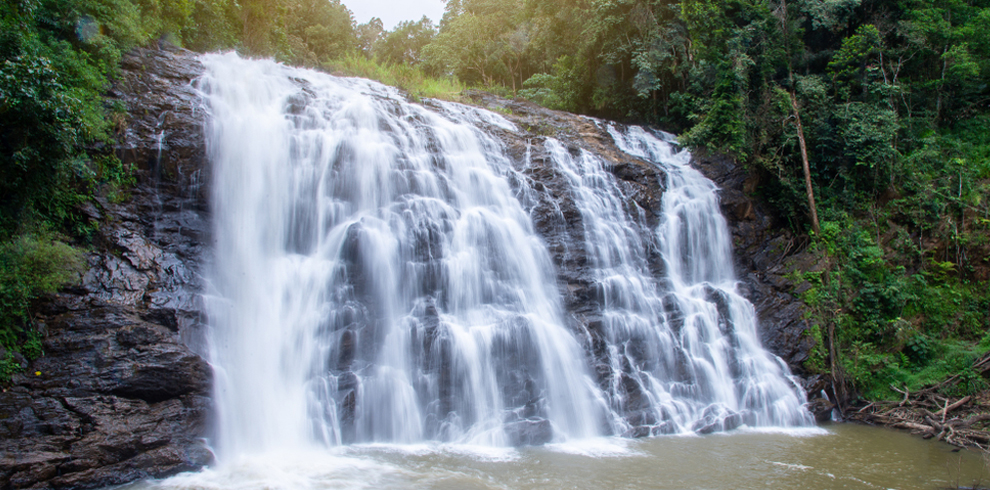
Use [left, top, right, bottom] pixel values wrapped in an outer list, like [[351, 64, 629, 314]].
[[0, 231, 85, 382], [322, 53, 464, 101]]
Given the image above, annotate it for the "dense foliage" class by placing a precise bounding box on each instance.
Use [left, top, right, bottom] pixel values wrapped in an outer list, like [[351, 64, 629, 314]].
[[3, 0, 989, 402], [1, 0, 129, 376]]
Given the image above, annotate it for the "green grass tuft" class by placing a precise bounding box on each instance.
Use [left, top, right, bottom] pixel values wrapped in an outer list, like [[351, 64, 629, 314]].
[[322, 54, 465, 102]]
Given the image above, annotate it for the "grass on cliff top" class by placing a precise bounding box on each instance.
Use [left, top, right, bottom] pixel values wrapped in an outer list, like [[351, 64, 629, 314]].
[[323, 54, 466, 103]]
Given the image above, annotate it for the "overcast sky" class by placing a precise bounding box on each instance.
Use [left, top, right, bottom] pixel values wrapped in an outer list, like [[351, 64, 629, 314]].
[[340, 0, 447, 30]]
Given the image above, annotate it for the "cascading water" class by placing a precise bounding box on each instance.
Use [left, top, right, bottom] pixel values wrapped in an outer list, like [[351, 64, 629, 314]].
[[627, 127, 811, 430], [545, 125, 813, 436], [197, 52, 810, 460], [198, 53, 602, 457]]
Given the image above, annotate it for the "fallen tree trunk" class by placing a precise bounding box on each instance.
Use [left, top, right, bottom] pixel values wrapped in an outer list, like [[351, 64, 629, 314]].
[[844, 354, 990, 449]]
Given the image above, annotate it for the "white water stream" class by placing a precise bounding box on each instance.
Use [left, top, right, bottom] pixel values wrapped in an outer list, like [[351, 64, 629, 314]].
[[189, 51, 813, 475], [604, 126, 811, 430], [199, 53, 602, 457]]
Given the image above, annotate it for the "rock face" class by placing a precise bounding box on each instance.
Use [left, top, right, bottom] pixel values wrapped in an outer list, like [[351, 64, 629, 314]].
[[690, 152, 820, 368], [1, 45, 818, 489], [0, 44, 212, 490]]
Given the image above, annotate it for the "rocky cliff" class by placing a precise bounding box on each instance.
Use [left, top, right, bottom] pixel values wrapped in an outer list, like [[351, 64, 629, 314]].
[[0, 44, 818, 489], [689, 152, 820, 369], [0, 45, 212, 489]]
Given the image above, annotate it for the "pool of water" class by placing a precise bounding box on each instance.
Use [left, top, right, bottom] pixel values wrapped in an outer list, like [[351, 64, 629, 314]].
[[121, 424, 989, 490]]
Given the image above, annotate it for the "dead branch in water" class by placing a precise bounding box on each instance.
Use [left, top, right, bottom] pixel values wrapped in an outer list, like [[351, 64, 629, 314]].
[[845, 353, 990, 449]]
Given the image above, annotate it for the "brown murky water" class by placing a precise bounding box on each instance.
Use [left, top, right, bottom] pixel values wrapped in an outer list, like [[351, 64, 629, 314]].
[[128, 424, 988, 490]]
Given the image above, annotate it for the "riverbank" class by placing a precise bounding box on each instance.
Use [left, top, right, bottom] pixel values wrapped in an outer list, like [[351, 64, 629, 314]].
[[845, 352, 990, 450]]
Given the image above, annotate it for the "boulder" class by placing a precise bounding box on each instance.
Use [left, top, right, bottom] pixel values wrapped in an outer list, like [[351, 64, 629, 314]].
[[503, 418, 554, 446]]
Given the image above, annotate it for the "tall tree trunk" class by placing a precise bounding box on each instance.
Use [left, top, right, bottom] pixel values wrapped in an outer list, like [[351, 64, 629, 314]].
[[778, 0, 821, 235], [826, 321, 850, 413], [790, 91, 821, 235], [936, 44, 948, 124]]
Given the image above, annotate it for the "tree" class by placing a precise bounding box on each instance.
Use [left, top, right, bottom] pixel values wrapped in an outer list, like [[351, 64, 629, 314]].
[[285, 0, 356, 64], [355, 17, 383, 58], [425, 10, 509, 85], [777, 0, 821, 235], [377, 16, 437, 66]]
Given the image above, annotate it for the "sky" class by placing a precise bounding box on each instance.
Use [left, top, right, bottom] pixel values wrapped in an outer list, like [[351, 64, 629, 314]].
[[340, 0, 447, 30]]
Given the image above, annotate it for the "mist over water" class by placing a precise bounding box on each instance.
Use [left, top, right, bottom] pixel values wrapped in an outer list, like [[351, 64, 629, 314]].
[[195, 51, 810, 464]]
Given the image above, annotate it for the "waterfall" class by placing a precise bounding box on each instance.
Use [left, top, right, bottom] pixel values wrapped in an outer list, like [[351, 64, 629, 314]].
[[196, 53, 810, 459], [550, 125, 813, 435], [198, 53, 602, 457]]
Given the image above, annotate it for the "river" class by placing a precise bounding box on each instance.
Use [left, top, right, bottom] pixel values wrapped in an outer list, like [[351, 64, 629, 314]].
[[121, 424, 984, 490]]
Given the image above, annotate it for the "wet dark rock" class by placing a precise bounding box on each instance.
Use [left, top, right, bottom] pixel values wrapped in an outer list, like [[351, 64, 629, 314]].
[[114, 42, 208, 204], [0, 42, 212, 490], [0, 307, 213, 490], [692, 405, 743, 434], [691, 150, 819, 370], [503, 418, 553, 446], [619, 374, 653, 413], [650, 422, 678, 436], [800, 374, 829, 396], [621, 425, 652, 438], [806, 397, 836, 423]]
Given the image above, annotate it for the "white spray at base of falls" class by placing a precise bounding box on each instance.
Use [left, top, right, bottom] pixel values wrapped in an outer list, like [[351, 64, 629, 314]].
[[196, 52, 810, 459]]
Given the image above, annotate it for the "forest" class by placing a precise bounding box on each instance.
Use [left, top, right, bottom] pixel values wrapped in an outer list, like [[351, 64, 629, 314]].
[[2, 0, 989, 404]]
